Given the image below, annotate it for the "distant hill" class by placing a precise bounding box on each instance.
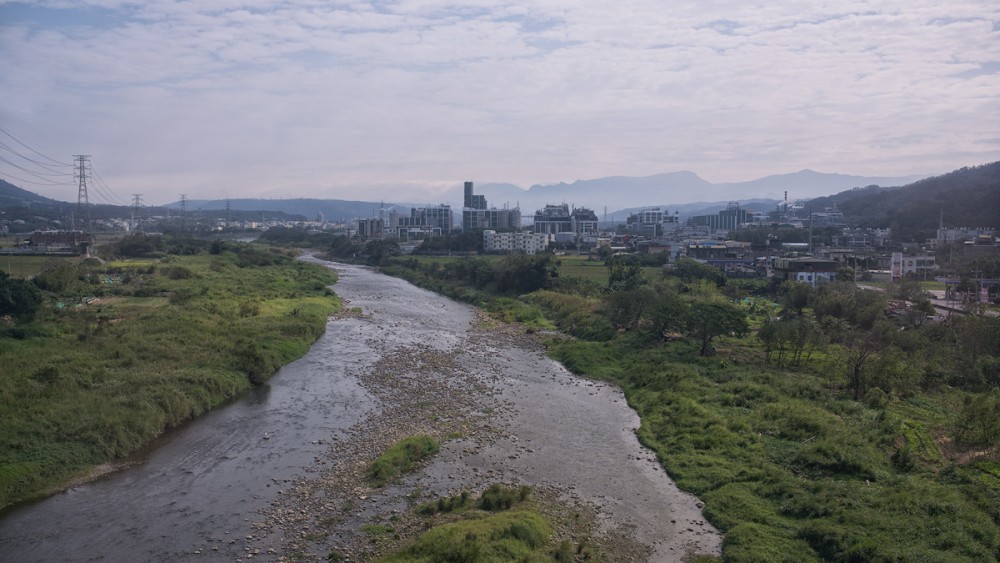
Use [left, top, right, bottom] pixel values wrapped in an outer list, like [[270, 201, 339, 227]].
[[0, 179, 61, 207], [803, 161, 1000, 242], [171, 198, 422, 222], [467, 170, 924, 214]]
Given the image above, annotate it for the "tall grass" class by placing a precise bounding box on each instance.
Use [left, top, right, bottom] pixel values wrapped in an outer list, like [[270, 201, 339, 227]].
[[0, 249, 339, 510]]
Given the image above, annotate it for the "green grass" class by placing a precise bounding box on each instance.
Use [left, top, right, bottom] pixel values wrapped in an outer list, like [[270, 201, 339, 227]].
[[545, 336, 1000, 561], [0, 255, 82, 279], [381, 510, 554, 563], [381, 485, 577, 563], [0, 248, 340, 510], [366, 435, 440, 486]]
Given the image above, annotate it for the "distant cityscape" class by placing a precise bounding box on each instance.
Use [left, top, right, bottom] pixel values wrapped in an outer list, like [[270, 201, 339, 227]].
[[1, 171, 997, 303]]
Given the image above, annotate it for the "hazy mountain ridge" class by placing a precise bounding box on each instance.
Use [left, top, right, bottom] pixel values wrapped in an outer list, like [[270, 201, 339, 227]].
[[473, 169, 924, 215], [7, 167, 986, 233]]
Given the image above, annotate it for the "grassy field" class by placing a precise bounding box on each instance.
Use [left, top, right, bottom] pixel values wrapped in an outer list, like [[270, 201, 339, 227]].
[[1, 255, 82, 279], [0, 247, 340, 510]]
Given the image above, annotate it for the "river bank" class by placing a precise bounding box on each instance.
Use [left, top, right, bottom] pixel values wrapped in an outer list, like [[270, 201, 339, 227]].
[[0, 257, 720, 562], [244, 260, 721, 562]]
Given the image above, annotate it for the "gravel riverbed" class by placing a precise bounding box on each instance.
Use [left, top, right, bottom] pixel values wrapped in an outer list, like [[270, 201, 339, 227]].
[[234, 269, 722, 563]]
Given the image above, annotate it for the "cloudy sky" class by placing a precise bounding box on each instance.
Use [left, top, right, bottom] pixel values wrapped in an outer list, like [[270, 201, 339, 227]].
[[1, 1, 998, 206]]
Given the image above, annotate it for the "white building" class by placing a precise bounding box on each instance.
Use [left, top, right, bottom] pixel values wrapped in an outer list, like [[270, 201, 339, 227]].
[[483, 230, 551, 255]]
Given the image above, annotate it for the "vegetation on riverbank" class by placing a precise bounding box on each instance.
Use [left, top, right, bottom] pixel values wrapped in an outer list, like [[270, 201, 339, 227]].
[[367, 435, 441, 487], [378, 484, 600, 563], [0, 236, 339, 510], [375, 253, 1000, 561]]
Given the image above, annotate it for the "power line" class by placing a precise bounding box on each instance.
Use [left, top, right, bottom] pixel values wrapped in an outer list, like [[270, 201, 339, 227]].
[[90, 164, 128, 205], [0, 155, 73, 181], [0, 170, 68, 187], [0, 125, 72, 166], [0, 140, 74, 174]]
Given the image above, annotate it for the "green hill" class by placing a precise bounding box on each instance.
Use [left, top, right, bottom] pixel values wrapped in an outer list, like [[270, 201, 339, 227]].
[[0, 179, 62, 207], [804, 162, 1000, 242]]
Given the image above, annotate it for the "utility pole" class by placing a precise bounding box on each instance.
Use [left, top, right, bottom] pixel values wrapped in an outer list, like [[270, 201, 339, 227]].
[[808, 211, 814, 255], [131, 194, 143, 232], [73, 155, 91, 231]]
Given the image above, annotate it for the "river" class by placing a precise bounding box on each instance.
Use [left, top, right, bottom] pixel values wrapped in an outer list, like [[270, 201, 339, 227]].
[[0, 258, 720, 562]]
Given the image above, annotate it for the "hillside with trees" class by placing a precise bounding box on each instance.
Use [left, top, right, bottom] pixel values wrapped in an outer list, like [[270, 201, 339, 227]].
[[803, 161, 1000, 243]]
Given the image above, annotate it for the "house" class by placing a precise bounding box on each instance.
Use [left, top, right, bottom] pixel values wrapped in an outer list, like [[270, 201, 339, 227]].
[[772, 257, 839, 286]]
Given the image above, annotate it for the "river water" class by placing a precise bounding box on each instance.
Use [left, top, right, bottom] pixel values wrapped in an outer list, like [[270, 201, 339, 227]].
[[0, 258, 720, 562]]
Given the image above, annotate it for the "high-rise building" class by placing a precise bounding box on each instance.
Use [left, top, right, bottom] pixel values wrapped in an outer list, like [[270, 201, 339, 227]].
[[532, 204, 598, 235], [464, 181, 486, 210], [461, 181, 518, 229], [402, 205, 452, 231]]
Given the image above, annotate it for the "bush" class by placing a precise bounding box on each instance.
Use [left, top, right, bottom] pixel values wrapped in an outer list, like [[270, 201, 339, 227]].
[[477, 483, 532, 511], [0, 272, 43, 321]]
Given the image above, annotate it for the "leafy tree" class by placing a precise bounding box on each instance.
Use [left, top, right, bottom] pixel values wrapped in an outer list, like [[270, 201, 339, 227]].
[[364, 239, 401, 266], [606, 255, 646, 291], [601, 285, 656, 330], [760, 316, 826, 367], [780, 281, 813, 315], [329, 236, 364, 260], [672, 257, 725, 287], [492, 254, 559, 294], [954, 391, 1000, 450], [684, 301, 749, 356], [644, 288, 687, 342], [839, 321, 893, 401], [31, 261, 80, 293], [0, 272, 42, 321], [115, 233, 164, 257]]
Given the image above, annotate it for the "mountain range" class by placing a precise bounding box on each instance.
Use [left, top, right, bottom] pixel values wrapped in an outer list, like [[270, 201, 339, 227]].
[[462, 170, 924, 216], [167, 169, 924, 221], [0, 168, 950, 226]]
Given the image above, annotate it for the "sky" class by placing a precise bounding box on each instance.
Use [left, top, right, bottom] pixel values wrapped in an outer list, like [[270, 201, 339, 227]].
[[0, 1, 998, 206]]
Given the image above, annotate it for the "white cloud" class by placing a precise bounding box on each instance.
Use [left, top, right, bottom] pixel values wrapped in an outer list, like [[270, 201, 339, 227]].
[[0, 0, 997, 204]]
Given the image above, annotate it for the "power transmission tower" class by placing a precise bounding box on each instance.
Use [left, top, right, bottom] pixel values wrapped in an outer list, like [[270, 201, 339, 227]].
[[131, 194, 143, 232], [73, 155, 91, 230], [226, 198, 231, 229]]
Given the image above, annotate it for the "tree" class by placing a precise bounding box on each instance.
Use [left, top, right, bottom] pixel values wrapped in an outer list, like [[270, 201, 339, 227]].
[[601, 285, 656, 330], [115, 233, 164, 257], [954, 391, 1000, 451], [644, 288, 687, 342], [672, 257, 725, 287], [684, 301, 749, 356], [839, 322, 893, 401], [781, 281, 813, 315], [760, 316, 827, 367], [364, 239, 400, 265], [0, 271, 43, 321], [606, 255, 646, 291]]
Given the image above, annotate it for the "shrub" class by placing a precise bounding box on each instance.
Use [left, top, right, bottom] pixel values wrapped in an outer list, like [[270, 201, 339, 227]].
[[477, 483, 532, 511]]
